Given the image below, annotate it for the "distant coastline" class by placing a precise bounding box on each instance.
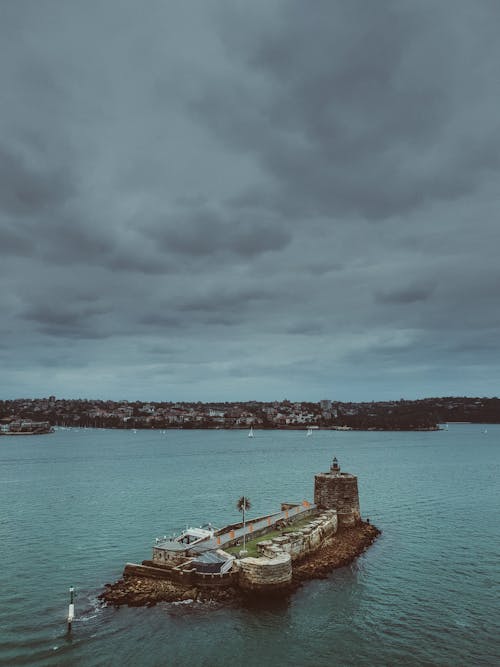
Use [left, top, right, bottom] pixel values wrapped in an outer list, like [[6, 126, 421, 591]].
[[2, 396, 499, 434]]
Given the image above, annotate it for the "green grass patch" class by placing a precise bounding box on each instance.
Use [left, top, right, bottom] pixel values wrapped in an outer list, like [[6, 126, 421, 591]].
[[225, 517, 313, 558]]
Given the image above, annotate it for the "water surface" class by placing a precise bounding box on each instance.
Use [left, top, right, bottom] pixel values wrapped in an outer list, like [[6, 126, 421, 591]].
[[1, 426, 498, 666]]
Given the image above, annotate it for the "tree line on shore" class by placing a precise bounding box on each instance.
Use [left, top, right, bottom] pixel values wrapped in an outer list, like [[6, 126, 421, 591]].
[[1, 396, 500, 431]]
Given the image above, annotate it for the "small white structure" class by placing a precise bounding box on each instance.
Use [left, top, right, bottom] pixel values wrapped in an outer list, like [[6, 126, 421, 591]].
[[152, 525, 216, 564]]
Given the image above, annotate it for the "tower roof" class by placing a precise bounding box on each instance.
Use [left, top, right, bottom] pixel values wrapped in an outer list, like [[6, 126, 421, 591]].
[[330, 456, 340, 472]]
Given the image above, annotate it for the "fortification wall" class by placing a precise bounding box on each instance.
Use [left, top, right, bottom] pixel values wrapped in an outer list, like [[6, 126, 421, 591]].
[[237, 553, 292, 591], [236, 511, 337, 591], [219, 506, 317, 550], [124, 562, 239, 588], [124, 510, 341, 594], [256, 510, 337, 562]]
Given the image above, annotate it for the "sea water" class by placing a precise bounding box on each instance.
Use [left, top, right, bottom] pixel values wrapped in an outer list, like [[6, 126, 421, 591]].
[[1, 425, 499, 666]]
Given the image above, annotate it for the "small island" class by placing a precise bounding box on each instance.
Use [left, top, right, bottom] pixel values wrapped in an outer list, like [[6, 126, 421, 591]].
[[99, 457, 380, 607]]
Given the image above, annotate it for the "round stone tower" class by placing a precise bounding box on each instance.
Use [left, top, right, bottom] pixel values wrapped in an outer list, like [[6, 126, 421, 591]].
[[314, 457, 361, 527]]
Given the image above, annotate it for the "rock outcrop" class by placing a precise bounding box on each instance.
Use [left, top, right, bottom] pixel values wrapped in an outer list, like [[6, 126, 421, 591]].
[[292, 522, 380, 582]]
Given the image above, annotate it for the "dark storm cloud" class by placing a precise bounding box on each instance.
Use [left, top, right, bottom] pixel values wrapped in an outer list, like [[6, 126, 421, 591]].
[[195, 0, 500, 220], [1, 0, 500, 401]]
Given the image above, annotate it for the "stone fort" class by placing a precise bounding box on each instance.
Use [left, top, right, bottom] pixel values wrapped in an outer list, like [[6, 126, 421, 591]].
[[314, 457, 361, 527], [122, 456, 364, 594]]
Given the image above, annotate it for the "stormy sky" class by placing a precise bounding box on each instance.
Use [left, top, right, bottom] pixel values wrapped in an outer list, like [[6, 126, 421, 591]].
[[1, 0, 499, 402]]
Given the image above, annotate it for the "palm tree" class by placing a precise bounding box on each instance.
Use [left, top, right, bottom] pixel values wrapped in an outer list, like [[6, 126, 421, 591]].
[[236, 496, 251, 554]]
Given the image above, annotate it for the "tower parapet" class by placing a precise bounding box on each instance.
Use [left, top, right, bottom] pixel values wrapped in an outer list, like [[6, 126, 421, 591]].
[[314, 457, 361, 527]]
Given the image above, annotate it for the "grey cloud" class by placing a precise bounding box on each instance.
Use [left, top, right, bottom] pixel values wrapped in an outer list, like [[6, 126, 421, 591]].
[[145, 206, 290, 259], [177, 287, 270, 314], [343, 326, 500, 377], [108, 252, 172, 275], [140, 314, 184, 329], [39, 219, 115, 264], [303, 261, 344, 276], [375, 283, 436, 305], [0, 223, 35, 256], [0, 144, 74, 217], [286, 321, 326, 336], [194, 1, 500, 219], [34, 325, 109, 340], [1, 1, 500, 401], [139, 286, 267, 329], [145, 344, 180, 357], [21, 301, 108, 331]]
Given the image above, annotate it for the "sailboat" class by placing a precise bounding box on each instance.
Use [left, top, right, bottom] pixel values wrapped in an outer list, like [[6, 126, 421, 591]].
[[306, 427, 313, 437], [248, 426, 254, 438]]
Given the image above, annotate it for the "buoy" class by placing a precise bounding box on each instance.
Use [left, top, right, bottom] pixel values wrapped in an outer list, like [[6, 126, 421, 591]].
[[67, 587, 75, 633]]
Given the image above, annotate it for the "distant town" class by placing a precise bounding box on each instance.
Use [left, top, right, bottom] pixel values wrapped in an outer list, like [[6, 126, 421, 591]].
[[1, 396, 500, 434]]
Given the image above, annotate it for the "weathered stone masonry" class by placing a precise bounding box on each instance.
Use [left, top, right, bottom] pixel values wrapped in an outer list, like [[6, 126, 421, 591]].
[[115, 457, 364, 597], [314, 457, 361, 527], [236, 510, 338, 591]]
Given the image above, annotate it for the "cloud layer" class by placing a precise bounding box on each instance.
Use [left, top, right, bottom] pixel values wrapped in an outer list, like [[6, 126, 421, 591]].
[[1, 0, 499, 400]]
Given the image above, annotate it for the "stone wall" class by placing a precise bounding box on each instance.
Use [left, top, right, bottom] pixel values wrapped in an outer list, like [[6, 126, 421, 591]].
[[219, 507, 317, 550], [124, 562, 239, 588], [152, 546, 187, 565], [314, 472, 361, 526], [124, 511, 339, 594], [237, 552, 292, 591], [124, 562, 190, 582], [235, 510, 337, 592], [256, 510, 338, 562]]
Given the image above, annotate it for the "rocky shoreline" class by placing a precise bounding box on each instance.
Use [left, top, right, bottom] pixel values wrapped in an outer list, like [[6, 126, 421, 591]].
[[292, 521, 380, 582], [99, 522, 380, 608]]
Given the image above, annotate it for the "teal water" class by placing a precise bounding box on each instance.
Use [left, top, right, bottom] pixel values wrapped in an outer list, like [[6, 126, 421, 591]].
[[1, 426, 499, 666]]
